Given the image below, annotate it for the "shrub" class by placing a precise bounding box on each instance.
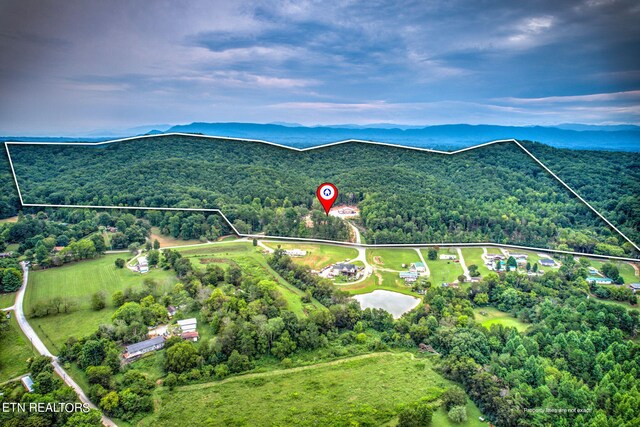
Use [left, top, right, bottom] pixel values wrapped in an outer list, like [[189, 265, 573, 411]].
[[448, 405, 468, 423]]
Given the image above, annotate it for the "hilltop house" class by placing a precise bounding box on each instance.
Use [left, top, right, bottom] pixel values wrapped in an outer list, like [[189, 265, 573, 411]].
[[587, 277, 613, 285], [124, 336, 165, 360], [332, 263, 358, 277], [539, 258, 556, 268]]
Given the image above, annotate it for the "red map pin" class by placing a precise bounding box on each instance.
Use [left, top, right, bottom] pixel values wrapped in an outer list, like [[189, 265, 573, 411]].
[[316, 182, 338, 215]]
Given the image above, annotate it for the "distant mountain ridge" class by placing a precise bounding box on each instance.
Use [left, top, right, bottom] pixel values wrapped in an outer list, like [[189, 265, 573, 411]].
[[161, 122, 640, 152]]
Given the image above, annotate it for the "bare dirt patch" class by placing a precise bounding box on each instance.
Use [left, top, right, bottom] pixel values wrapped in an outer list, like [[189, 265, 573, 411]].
[[373, 256, 383, 265]]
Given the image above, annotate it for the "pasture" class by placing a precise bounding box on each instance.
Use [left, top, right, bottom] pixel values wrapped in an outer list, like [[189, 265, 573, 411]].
[[0, 315, 35, 382], [367, 248, 420, 270], [262, 242, 358, 270], [460, 248, 491, 276], [473, 307, 529, 332], [422, 249, 464, 283], [140, 352, 485, 427]]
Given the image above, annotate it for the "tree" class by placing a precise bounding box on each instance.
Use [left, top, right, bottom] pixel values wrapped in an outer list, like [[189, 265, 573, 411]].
[[147, 250, 160, 267], [448, 405, 468, 423], [153, 239, 160, 250], [526, 262, 531, 272], [252, 238, 258, 247], [100, 391, 120, 413], [397, 401, 433, 427], [79, 340, 105, 369], [91, 291, 107, 311], [164, 373, 177, 390], [86, 365, 112, 388], [532, 263, 538, 273], [65, 410, 103, 427], [442, 385, 467, 410], [474, 293, 489, 306], [457, 274, 466, 283], [115, 258, 125, 269], [2, 268, 22, 292], [468, 264, 480, 277], [112, 290, 125, 307], [165, 341, 199, 373], [227, 350, 252, 373], [427, 248, 438, 260]]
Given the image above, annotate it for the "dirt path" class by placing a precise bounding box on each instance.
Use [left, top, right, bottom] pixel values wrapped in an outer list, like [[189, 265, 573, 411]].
[[456, 248, 470, 279], [415, 248, 431, 277], [630, 262, 639, 277]]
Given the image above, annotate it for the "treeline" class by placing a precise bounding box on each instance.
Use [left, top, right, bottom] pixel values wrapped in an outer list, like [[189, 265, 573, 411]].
[[6, 135, 635, 255], [0, 258, 22, 293]]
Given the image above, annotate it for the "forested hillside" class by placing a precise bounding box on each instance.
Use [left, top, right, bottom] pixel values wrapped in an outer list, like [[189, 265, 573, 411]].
[[5, 136, 640, 256]]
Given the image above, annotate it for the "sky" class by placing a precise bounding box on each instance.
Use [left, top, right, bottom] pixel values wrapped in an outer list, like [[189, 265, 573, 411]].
[[0, 0, 639, 134]]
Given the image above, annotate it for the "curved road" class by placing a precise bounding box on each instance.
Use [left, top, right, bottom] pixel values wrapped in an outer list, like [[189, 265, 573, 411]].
[[14, 262, 116, 427]]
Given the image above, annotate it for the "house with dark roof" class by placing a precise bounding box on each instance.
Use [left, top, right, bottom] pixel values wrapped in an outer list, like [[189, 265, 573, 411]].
[[629, 283, 640, 293], [124, 336, 165, 360], [332, 263, 358, 276], [539, 258, 556, 267]]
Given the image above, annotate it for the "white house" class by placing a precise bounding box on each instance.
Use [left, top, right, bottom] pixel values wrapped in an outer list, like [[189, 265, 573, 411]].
[[177, 317, 197, 333], [138, 256, 149, 273], [285, 249, 307, 257], [440, 254, 457, 260]]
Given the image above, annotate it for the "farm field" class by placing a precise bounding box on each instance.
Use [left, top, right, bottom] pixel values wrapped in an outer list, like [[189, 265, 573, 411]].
[[0, 315, 35, 382], [149, 226, 202, 248], [422, 249, 464, 283], [24, 254, 178, 353], [262, 242, 358, 270], [367, 248, 420, 271], [177, 242, 325, 315], [139, 352, 485, 427], [474, 307, 529, 332], [460, 248, 491, 276]]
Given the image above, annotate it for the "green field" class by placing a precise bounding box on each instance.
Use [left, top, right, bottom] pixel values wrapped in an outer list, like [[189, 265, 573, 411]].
[[460, 248, 490, 276], [178, 242, 325, 315], [367, 248, 420, 271], [584, 259, 638, 284], [262, 242, 358, 270], [474, 307, 529, 332], [24, 254, 178, 353], [149, 226, 202, 248], [140, 352, 485, 427], [422, 249, 464, 284], [486, 247, 503, 255], [0, 315, 35, 382], [0, 292, 16, 309]]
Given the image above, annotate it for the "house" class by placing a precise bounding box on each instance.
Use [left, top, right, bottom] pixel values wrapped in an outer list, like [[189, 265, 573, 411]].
[[332, 263, 358, 276], [337, 207, 357, 215], [106, 226, 118, 233], [486, 254, 505, 261], [138, 256, 149, 274], [21, 375, 35, 393], [399, 271, 418, 282], [177, 317, 197, 333], [629, 283, 640, 293], [440, 254, 457, 260], [539, 258, 556, 267], [124, 336, 165, 360], [53, 246, 65, 252], [510, 253, 528, 260], [181, 331, 200, 342], [284, 249, 307, 257], [411, 262, 427, 273], [0, 252, 13, 258], [588, 267, 599, 275], [587, 276, 613, 285]]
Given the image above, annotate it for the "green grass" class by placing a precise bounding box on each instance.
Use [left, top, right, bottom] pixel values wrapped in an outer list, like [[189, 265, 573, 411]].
[[178, 242, 325, 315], [367, 248, 420, 271], [0, 315, 36, 382], [584, 259, 638, 284], [473, 307, 529, 332], [422, 250, 464, 284], [139, 352, 484, 427], [23, 254, 178, 353], [0, 292, 16, 309], [431, 399, 486, 427], [486, 247, 503, 255], [262, 242, 358, 270], [460, 248, 490, 277], [338, 270, 417, 297]]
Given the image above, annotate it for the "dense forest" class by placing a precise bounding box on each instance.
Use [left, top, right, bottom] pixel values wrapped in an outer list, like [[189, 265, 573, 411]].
[[4, 136, 640, 256]]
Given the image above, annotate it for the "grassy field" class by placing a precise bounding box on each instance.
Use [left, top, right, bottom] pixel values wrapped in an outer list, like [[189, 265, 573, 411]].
[[486, 247, 503, 255], [0, 292, 16, 309], [367, 248, 420, 271], [24, 254, 178, 353], [0, 315, 35, 382], [422, 249, 464, 284], [140, 352, 485, 427], [177, 242, 325, 315], [473, 307, 529, 332], [149, 227, 202, 248], [0, 216, 18, 223], [584, 259, 638, 284], [460, 248, 490, 276], [262, 242, 358, 270]]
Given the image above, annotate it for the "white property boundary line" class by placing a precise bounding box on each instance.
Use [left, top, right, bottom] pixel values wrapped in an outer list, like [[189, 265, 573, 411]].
[[3, 133, 639, 260]]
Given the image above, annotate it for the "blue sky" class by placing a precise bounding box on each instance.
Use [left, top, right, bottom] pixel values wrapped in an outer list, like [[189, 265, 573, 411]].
[[0, 0, 638, 134]]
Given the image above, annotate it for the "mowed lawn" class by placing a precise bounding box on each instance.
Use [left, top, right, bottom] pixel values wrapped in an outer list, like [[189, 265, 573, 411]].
[[460, 248, 491, 276], [178, 242, 325, 316], [0, 315, 36, 382], [0, 292, 16, 309], [474, 307, 529, 332], [422, 249, 464, 283], [585, 259, 638, 284], [149, 227, 202, 248], [262, 242, 358, 270], [24, 254, 178, 353], [140, 352, 485, 427], [367, 248, 420, 270]]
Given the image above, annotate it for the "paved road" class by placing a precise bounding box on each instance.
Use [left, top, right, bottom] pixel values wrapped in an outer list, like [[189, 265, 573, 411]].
[[456, 248, 470, 280], [15, 263, 117, 427], [415, 248, 431, 277]]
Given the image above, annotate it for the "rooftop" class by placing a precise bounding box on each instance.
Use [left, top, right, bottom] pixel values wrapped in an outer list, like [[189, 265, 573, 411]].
[[125, 336, 164, 354]]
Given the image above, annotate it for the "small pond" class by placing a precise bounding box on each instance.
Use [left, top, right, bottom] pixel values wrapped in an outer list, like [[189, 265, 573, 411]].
[[353, 290, 421, 319]]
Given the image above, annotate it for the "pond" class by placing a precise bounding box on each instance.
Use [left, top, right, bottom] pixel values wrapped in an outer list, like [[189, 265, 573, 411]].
[[353, 290, 421, 319]]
